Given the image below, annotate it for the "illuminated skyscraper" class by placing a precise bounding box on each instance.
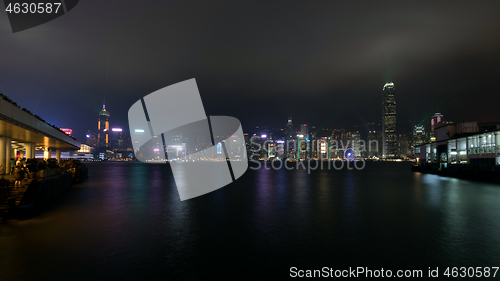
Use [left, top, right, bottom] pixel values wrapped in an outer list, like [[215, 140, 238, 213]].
[[367, 130, 379, 158], [430, 113, 443, 133], [382, 82, 397, 158], [285, 114, 294, 157], [413, 125, 425, 146], [351, 132, 361, 157], [300, 124, 310, 159], [97, 105, 110, 148], [300, 124, 309, 139], [286, 114, 294, 140]]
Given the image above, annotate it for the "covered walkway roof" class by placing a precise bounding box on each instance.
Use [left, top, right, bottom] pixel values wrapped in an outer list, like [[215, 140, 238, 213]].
[[0, 97, 80, 151]]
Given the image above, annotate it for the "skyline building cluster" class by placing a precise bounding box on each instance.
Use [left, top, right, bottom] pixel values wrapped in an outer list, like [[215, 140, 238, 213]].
[[80, 82, 496, 162], [85, 104, 133, 160], [244, 82, 453, 161]]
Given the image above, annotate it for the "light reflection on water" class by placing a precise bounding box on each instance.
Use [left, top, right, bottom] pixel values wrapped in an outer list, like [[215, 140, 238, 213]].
[[1, 162, 500, 280]]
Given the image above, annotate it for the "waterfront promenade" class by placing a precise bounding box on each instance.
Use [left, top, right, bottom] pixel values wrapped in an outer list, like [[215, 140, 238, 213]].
[[0, 160, 88, 223]]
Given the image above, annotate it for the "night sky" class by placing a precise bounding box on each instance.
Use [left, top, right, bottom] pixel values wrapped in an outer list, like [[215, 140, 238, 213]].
[[1, 0, 500, 141]]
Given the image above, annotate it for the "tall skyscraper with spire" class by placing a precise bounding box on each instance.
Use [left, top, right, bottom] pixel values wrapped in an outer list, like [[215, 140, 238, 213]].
[[98, 104, 110, 148], [382, 82, 397, 158]]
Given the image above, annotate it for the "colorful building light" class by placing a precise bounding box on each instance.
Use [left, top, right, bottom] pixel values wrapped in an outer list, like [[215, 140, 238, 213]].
[[61, 128, 72, 135]]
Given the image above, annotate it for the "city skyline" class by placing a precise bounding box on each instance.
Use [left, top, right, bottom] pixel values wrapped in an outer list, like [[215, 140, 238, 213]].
[[1, 1, 500, 140], [77, 86, 470, 138], [1, 82, 490, 162], [0, 82, 473, 148], [77, 81, 490, 161]]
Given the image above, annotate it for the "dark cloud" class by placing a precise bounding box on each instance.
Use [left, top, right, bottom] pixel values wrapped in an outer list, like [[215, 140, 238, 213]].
[[1, 0, 500, 139]]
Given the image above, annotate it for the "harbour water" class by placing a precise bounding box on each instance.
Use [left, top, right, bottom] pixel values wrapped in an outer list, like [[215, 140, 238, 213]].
[[1, 162, 500, 280]]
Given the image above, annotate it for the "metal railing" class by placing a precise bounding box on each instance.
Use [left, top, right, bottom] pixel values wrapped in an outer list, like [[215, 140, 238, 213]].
[[19, 172, 73, 214]]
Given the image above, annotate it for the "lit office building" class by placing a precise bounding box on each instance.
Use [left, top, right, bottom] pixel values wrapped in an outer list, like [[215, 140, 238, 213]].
[[300, 124, 309, 139], [367, 130, 379, 158], [166, 144, 187, 161], [430, 113, 443, 133], [382, 82, 397, 158], [299, 124, 310, 158], [398, 133, 411, 158], [109, 128, 133, 159], [268, 143, 276, 159], [97, 105, 110, 148], [73, 144, 94, 159], [330, 129, 351, 159], [351, 132, 361, 158], [413, 125, 426, 147], [317, 137, 329, 159], [276, 140, 285, 159], [285, 115, 294, 158]]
